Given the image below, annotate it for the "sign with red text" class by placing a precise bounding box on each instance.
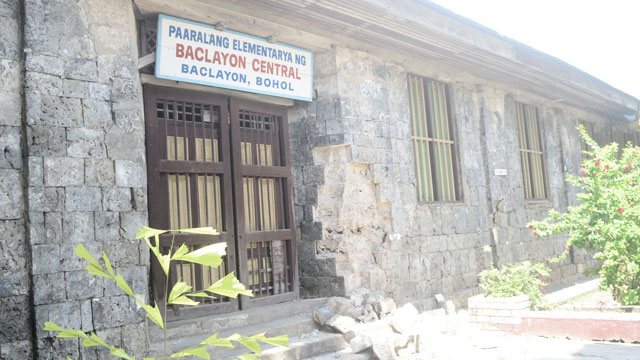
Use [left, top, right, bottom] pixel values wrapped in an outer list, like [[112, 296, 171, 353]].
[[156, 14, 313, 101]]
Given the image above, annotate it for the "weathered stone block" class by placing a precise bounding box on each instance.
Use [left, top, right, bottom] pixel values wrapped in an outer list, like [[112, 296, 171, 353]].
[[82, 99, 113, 130], [1, 59, 20, 93], [41, 95, 83, 127], [110, 77, 139, 102], [27, 125, 66, 156], [65, 270, 104, 300], [115, 160, 145, 187], [91, 295, 138, 330], [102, 187, 132, 212], [97, 56, 136, 82], [29, 211, 45, 245], [105, 132, 144, 160], [0, 16, 19, 59], [0, 296, 31, 343], [326, 314, 356, 334], [0, 169, 23, 219], [31, 243, 60, 275], [0, 269, 29, 297], [63, 59, 97, 81], [0, 339, 34, 359], [300, 221, 323, 241], [65, 186, 102, 211], [36, 337, 79, 360], [350, 334, 373, 353], [67, 127, 106, 158], [85, 158, 114, 186], [312, 306, 335, 326], [0, 90, 22, 126], [25, 53, 65, 76], [80, 299, 93, 333], [62, 212, 95, 243], [33, 272, 66, 305], [119, 211, 147, 240], [131, 187, 147, 211], [121, 322, 148, 360], [89, 83, 110, 101], [44, 157, 84, 186], [102, 240, 139, 267], [95, 211, 119, 242], [28, 156, 43, 186], [62, 79, 90, 99], [0, 219, 25, 270], [35, 301, 81, 338], [44, 211, 62, 243], [328, 296, 353, 315]]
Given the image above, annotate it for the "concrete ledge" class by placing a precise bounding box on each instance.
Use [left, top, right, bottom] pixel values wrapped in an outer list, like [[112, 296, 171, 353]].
[[544, 278, 601, 306]]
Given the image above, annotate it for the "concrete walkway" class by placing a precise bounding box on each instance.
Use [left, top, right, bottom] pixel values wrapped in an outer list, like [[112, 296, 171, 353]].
[[458, 333, 640, 360]]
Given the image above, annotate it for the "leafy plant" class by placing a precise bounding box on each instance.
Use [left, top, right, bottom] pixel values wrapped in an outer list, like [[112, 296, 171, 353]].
[[528, 126, 640, 305], [44, 226, 288, 359], [479, 261, 550, 310]]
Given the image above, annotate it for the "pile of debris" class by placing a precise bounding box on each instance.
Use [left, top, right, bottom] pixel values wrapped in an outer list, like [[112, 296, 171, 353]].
[[312, 289, 459, 359]]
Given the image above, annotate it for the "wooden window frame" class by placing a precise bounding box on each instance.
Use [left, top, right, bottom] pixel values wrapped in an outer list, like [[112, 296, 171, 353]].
[[515, 102, 548, 200], [408, 75, 461, 203]]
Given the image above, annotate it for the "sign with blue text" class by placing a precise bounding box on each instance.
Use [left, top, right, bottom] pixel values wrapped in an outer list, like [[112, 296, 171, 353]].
[[156, 14, 313, 101]]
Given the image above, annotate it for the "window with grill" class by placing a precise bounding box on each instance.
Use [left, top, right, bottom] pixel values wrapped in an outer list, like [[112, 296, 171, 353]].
[[408, 75, 459, 202], [579, 121, 595, 155], [516, 102, 547, 200]]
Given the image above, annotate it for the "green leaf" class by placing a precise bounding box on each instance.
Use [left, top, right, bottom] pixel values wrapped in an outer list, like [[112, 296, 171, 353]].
[[75, 244, 109, 278], [234, 337, 261, 355], [251, 333, 289, 347], [103, 252, 115, 277], [144, 358, 156, 360], [89, 333, 109, 347], [168, 282, 191, 304], [236, 354, 259, 360], [110, 347, 135, 359], [142, 302, 164, 329], [86, 263, 109, 278], [114, 274, 135, 298], [169, 295, 200, 306], [44, 322, 65, 332], [172, 243, 226, 268], [178, 227, 219, 235], [204, 272, 253, 298], [186, 292, 214, 299], [172, 244, 189, 259], [200, 333, 233, 348], [56, 329, 88, 339], [170, 346, 210, 359], [136, 226, 168, 239], [67, 357, 73, 360]]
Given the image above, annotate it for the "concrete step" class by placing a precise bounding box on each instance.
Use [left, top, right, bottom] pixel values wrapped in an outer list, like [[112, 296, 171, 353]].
[[150, 298, 327, 341], [304, 347, 374, 360], [261, 331, 349, 360], [148, 298, 330, 359]]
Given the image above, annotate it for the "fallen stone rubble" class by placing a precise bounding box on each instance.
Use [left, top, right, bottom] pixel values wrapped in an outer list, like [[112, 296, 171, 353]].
[[312, 289, 491, 359]]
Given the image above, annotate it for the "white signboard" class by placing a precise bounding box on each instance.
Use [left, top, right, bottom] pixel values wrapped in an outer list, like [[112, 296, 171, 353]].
[[156, 14, 313, 101]]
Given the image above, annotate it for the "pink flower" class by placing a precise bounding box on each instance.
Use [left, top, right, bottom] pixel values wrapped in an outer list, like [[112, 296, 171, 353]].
[[529, 224, 534, 229], [533, 231, 539, 237], [579, 168, 586, 174], [595, 161, 600, 167], [617, 207, 624, 213], [565, 246, 571, 252]]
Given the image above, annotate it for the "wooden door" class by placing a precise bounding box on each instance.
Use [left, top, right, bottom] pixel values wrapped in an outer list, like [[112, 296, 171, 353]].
[[144, 86, 298, 318]]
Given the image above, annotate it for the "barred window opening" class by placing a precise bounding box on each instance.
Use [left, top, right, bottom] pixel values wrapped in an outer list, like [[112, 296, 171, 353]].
[[516, 102, 547, 200], [408, 75, 459, 202]]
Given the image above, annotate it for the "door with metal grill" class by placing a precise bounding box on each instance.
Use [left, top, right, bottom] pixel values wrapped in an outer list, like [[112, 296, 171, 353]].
[[144, 86, 298, 318]]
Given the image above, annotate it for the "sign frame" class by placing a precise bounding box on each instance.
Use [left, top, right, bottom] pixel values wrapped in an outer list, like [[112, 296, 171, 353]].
[[155, 14, 314, 101]]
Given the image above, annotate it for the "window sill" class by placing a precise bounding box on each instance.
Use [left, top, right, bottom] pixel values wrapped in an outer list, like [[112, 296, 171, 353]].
[[524, 199, 552, 208]]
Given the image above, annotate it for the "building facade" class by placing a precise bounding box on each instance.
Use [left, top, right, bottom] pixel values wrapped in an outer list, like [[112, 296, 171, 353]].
[[1, 0, 639, 358]]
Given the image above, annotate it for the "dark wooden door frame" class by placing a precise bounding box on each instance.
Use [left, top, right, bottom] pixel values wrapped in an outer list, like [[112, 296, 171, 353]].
[[229, 98, 299, 309], [144, 85, 299, 318]]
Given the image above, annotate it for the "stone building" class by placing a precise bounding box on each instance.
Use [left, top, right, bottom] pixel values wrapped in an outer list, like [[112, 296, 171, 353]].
[[1, 0, 639, 358]]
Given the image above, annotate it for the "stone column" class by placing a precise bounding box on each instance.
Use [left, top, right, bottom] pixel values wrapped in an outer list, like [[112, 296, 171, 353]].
[[0, 0, 32, 358], [23, 0, 149, 358]]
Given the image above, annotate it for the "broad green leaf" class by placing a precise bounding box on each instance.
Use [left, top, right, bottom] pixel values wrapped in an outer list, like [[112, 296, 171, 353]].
[[251, 333, 288, 347], [236, 354, 259, 360], [67, 357, 73, 360], [114, 274, 135, 298], [142, 302, 164, 329], [168, 282, 191, 304], [145, 237, 171, 276], [89, 333, 109, 347], [110, 347, 134, 360], [86, 263, 109, 278], [172, 243, 226, 268], [136, 226, 168, 239], [200, 333, 233, 348], [168, 295, 199, 306], [186, 292, 214, 299], [177, 227, 219, 235], [74, 244, 101, 268], [234, 337, 261, 355], [44, 322, 65, 332], [204, 272, 253, 298], [82, 338, 101, 347], [103, 252, 115, 277], [56, 328, 88, 339], [171, 244, 189, 259], [170, 346, 210, 359], [144, 358, 156, 360]]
